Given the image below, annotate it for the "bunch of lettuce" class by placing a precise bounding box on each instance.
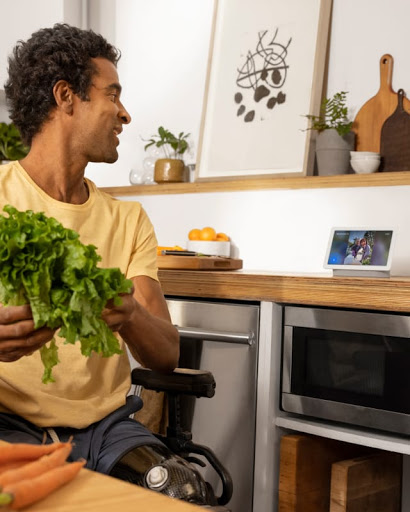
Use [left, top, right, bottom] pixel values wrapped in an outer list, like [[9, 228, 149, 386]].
[[0, 205, 133, 383]]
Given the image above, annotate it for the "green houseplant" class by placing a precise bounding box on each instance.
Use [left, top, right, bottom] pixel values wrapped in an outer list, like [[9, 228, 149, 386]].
[[304, 91, 355, 176], [143, 126, 190, 183], [0, 122, 29, 162]]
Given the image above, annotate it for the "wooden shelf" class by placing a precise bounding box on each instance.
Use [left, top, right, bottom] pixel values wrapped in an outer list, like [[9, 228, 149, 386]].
[[101, 171, 410, 196]]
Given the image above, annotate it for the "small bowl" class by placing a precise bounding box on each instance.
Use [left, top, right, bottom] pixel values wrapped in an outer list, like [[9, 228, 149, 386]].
[[350, 151, 380, 158], [351, 156, 381, 163], [350, 158, 380, 174], [187, 240, 231, 257]]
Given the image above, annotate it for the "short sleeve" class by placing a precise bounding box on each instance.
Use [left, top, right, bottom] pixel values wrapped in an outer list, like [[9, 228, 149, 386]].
[[126, 206, 159, 281]]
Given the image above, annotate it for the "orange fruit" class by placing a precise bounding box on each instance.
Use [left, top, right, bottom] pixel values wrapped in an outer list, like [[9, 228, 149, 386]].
[[188, 228, 201, 240], [199, 226, 217, 241], [216, 232, 230, 241]]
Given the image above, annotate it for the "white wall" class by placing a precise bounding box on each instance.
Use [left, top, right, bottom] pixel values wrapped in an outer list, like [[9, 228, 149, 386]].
[[1, 1, 409, 275], [87, 0, 410, 276], [85, 0, 213, 185], [120, 185, 409, 276], [0, 0, 85, 119]]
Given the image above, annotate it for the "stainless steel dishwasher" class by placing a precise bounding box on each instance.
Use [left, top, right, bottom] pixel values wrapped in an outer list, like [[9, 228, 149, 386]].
[[166, 296, 260, 512]]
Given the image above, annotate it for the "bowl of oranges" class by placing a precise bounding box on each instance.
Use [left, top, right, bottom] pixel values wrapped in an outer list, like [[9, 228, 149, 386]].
[[187, 227, 230, 257]]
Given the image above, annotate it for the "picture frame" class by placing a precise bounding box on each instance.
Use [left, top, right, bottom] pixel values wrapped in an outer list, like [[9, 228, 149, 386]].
[[195, 0, 333, 182]]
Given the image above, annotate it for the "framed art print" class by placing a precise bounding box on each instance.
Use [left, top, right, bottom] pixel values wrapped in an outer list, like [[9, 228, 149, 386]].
[[195, 0, 333, 181]]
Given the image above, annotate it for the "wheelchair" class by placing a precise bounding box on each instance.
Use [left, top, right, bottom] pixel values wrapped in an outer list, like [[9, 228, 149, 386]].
[[129, 367, 233, 511]]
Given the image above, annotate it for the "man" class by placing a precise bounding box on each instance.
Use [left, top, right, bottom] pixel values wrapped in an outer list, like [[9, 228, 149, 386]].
[[0, 24, 211, 505]]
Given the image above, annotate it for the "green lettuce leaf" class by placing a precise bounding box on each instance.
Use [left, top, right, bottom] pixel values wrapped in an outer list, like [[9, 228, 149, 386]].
[[0, 205, 133, 383]]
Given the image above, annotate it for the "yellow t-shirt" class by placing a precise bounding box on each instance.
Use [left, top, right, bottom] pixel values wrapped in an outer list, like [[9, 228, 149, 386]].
[[0, 161, 158, 428]]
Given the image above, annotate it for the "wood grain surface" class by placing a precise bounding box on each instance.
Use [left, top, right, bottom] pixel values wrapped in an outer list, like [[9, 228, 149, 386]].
[[330, 452, 402, 512], [352, 54, 410, 152], [0, 441, 201, 511], [159, 270, 410, 313], [0, 466, 202, 512], [102, 170, 410, 196], [157, 255, 243, 270], [279, 435, 372, 512], [380, 88, 410, 172]]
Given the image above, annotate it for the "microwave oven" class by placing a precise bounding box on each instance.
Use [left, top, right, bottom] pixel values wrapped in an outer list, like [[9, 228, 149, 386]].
[[281, 305, 410, 435]]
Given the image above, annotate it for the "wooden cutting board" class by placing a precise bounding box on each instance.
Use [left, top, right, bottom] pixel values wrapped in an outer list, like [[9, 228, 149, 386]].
[[352, 54, 410, 152], [380, 88, 410, 171], [278, 434, 373, 512], [330, 452, 402, 512], [157, 255, 243, 270]]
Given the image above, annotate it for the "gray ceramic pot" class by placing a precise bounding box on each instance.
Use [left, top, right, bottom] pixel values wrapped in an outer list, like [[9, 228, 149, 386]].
[[315, 129, 355, 176]]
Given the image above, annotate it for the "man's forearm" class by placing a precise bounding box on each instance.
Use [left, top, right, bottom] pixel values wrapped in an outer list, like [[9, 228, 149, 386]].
[[119, 302, 180, 373]]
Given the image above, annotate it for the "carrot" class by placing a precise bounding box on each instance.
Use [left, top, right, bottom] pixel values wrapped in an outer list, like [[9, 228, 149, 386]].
[[0, 442, 72, 490], [0, 443, 67, 464], [0, 459, 85, 509], [0, 461, 32, 476]]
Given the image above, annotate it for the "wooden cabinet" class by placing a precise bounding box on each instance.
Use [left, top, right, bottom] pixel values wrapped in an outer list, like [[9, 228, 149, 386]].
[[159, 272, 410, 512]]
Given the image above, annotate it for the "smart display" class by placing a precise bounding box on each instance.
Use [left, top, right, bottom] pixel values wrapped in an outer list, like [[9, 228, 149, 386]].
[[324, 228, 394, 272]]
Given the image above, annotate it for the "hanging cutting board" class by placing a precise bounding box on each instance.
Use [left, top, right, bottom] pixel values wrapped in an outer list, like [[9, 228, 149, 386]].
[[380, 88, 410, 172], [157, 255, 243, 270], [352, 54, 410, 152]]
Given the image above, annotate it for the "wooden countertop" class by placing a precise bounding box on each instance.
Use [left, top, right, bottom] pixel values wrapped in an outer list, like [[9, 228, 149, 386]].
[[158, 270, 410, 313], [0, 441, 200, 512], [4, 467, 202, 512]]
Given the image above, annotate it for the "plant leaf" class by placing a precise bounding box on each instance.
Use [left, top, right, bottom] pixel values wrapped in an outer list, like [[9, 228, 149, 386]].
[[0, 205, 133, 383]]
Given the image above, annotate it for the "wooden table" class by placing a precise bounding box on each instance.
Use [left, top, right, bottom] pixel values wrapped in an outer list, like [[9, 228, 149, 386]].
[[5, 467, 202, 511]]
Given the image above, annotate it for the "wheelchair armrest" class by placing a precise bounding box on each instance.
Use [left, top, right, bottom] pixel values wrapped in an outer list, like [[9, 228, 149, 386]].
[[131, 367, 216, 398]]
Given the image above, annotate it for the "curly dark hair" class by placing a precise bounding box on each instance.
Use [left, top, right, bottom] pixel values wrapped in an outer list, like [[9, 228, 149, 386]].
[[4, 23, 121, 146]]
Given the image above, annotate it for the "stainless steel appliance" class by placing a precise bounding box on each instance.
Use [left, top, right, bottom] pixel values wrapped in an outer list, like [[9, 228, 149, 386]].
[[282, 305, 410, 435], [166, 297, 260, 512]]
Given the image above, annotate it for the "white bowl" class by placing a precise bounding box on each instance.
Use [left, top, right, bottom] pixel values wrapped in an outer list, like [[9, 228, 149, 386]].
[[350, 158, 380, 174], [350, 154, 380, 159], [350, 151, 380, 158], [351, 156, 381, 162], [187, 240, 231, 257]]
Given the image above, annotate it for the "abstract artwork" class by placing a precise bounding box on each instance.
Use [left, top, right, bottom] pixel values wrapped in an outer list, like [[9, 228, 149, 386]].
[[235, 29, 291, 123], [196, 0, 332, 181]]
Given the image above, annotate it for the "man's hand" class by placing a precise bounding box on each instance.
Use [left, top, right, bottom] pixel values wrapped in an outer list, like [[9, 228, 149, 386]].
[[0, 304, 56, 362], [101, 291, 137, 333]]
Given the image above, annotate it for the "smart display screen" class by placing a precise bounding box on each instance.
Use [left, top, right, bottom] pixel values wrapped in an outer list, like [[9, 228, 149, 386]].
[[326, 229, 393, 268]]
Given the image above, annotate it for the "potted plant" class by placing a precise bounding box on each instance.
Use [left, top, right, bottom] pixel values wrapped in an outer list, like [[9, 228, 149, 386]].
[[304, 91, 354, 176], [143, 126, 190, 183], [0, 122, 29, 163]]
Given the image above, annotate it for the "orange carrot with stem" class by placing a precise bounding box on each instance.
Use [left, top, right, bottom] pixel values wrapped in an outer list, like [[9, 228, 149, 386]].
[[0, 443, 67, 464], [0, 459, 85, 509], [0, 442, 72, 490]]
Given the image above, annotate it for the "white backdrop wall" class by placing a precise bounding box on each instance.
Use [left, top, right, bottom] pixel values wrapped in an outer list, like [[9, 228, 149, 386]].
[[1, 1, 409, 275], [88, 0, 410, 276]]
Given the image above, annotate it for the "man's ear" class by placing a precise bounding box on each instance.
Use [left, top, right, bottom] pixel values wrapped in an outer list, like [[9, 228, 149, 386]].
[[53, 80, 74, 114]]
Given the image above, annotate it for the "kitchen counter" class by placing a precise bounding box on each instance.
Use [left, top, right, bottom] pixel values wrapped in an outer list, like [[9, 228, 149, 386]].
[[158, 270, 410, 312]]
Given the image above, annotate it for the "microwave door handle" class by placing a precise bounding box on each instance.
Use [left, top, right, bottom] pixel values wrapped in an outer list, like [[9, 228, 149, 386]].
[[176, 326, 254, 346]]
